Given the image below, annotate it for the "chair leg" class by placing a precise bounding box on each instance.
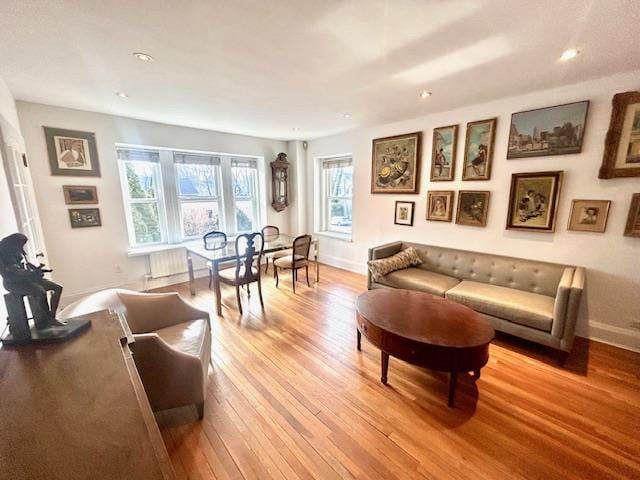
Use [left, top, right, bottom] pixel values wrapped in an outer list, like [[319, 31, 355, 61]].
[[305, 265, 310, 287], [257, 278, 264, 308], [292, 269, 296, 294], [264, 257, 269, 274], [196, 402, 204, 420], [247, 283, 251, 298], [275, 267, 279, 287], [235, 284, 243, 315], [208, 270, 212, 289]]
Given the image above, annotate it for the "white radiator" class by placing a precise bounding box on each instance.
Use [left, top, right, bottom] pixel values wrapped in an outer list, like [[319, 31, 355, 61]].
[[148, 248, 188, 279]]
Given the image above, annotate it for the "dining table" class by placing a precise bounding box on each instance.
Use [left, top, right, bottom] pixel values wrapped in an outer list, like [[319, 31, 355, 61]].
[[185, 233, 319, 315]]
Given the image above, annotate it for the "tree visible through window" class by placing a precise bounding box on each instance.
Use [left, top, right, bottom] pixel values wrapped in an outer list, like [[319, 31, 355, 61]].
[[321, 157, 353, 235], [125, 161, 162, 244]]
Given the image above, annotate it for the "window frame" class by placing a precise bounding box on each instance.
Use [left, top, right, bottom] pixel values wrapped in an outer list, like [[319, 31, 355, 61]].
[[317, 155, 353, 238], [231, 158, 260, 234]]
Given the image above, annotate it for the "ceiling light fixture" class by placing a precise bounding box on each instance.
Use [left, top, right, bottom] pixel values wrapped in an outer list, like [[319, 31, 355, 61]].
[[420, 90, 432, 99], [344, 113, 352, 119], [115, 91, 129, 98], [133, 52, 154, 62], [559, 48, 579, 61]]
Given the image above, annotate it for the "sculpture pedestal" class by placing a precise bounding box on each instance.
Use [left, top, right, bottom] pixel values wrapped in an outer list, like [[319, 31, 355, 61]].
[[1, 318, 92, 346]]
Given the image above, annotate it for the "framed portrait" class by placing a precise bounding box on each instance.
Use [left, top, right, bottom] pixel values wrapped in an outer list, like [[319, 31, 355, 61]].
[[462, 118, 496, 180], [394, 201, 415, 226], [567, 200, 611, 233], [599, 91, 640, 179], [506, 171, 563, 232], [507, 101, 589, 159], [426, 190, 454, 222], [63, 185, 98, 204], [68, 208, 102, 228], [624, 193, 640, 237], [371, 131, 422, 193], [430, 125, 457, 181], [44, 127, 100, 177], [456, 191, 490, 227]]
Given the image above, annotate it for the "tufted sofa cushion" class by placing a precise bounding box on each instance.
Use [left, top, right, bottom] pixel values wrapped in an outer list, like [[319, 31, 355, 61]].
[[378, 267, 460, 297]]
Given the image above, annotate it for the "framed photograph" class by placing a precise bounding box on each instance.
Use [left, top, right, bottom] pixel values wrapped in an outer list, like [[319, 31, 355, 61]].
[[456, 191, 490, 227], [507, 101, 589, 159], [371, 131, 422, 193], [506, 171, 563, 232], [68, 208, 102, 228], [567, 200, 611, 233], [426, 191, 454, 222], [599, 91, 640, 179], [394, 201, 415, 226], [624, 193, 640, 237], [430, 125, 457, 181], [462, 118, 496, 180], [63, 185, 98, 204], [44, 127, 100, 177]]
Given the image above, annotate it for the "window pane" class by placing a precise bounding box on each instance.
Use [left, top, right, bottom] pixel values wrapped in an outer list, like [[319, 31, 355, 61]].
[[235, 200, 255, 232], [328, 166, 353, 197], [328, 199, 352, 232], [125, 162, 157, 199], [131, 203, 162, 244], [176, 163, 218, 197], [181, 201, 220, 237], [232, 166, 255, 199]]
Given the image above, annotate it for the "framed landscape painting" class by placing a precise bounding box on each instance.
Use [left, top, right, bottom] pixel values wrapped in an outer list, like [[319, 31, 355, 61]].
[[456, 191, 490, 227], [462, 118, 496, 180], [371, 132, 422, 193], [599, 91, 640, 178], [567, 199, 611, 233], [63, 185, 98, 204], [44, 127, 101, 177], [394, 201, 415, 226], [426, 191, 454, 222], [507, 101, 589, 159], [430, 125, 457, 181], [624, 193, 640, 237], [68, 208, 102, 228], [506, 171, 563, 232]]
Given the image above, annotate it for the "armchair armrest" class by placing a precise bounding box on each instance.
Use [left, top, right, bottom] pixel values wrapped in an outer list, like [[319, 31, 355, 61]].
[[367, 241, 403, 289]]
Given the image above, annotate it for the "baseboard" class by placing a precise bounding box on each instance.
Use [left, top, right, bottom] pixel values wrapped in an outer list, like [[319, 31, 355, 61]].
[[587, 321, 640, 353], [319, 254, 367, 275]]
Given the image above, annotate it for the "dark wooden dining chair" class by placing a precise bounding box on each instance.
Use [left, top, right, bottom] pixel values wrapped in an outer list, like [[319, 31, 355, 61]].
[[274, 234, 312, 293], [203, 231, 228, 289], [218, 232, 264, 314], [261, 225, 292, 275]]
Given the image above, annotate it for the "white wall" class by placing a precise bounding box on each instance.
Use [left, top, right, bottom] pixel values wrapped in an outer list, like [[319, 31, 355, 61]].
[[306, 70, 640, 352], [17, 102, 290, 303]]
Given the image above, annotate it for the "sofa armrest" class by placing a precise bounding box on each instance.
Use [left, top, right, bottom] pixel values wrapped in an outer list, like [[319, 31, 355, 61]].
[[553, 267, 585, 352], [367, 241, 403, 289], [552, 267, 574, 338]]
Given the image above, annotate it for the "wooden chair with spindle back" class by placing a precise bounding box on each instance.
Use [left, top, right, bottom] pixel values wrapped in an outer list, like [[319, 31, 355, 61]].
[[218, 232, 264, 314], [261, 225, 291, 275], [274, 234, 312, 293]]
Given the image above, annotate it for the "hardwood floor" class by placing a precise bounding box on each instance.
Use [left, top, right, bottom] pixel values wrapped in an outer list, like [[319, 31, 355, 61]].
[[153, 265, 640, 480]]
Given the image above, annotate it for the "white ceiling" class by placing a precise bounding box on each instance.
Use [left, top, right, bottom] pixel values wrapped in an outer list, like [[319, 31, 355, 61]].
[[1, 0, 639, 140]]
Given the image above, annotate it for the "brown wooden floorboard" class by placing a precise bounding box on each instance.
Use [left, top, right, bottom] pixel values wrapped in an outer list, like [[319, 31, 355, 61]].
[[153, 264, 640, 480]]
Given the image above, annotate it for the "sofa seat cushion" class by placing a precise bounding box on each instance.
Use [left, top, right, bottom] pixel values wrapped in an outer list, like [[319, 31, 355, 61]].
[[154, 319, 209, 359], [445, 281, 554, 332], [378, 267, 460, 297]]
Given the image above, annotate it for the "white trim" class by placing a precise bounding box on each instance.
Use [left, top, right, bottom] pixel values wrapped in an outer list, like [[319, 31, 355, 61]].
[[587, 321, 640, 353], [314, 231, 353, 242], [318, 254, 366, 275]]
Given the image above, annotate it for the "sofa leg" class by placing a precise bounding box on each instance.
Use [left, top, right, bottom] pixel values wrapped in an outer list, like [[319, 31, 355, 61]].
[[557, 350, 570, 367], [196, 402, 204, 420]]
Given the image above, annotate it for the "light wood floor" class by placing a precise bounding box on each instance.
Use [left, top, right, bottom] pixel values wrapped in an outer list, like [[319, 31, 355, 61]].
[[154, 265, 640, 480]]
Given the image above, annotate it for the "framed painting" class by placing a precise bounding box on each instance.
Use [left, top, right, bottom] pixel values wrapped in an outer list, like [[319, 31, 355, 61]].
[[394, 201, 415, 226], [456, 190, 490, 227], [63, 185, 98, 204], [462, 118, 496, 180], [506, 171, 563, 232], [426, 190, 454, 222], [44, 127, 100, 177], [371, 131, 422, 193], [599, 91, 640, 178], [507, 101, 589, 159], [430, 125, 457, 181], [624, 193, 640, 237], [68, 208, 102, 228], [567, 199, 611, 233]]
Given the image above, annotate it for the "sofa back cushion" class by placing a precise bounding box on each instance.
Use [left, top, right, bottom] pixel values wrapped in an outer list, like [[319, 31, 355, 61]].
[[402, 242, 565, 297]]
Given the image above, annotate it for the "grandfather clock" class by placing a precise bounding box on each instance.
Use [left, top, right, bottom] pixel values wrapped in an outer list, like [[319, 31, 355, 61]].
[[271, 152, 289, 212]]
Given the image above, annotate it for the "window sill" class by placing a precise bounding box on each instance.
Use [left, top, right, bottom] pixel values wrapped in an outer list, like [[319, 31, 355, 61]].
[[314, 231, 353, 242], [127, 243, 187, 257]]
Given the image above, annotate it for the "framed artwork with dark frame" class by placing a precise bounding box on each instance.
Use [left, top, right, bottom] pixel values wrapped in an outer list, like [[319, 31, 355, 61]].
[[371, 131, 422, 194], [456, 190, 490, 227], [63, 185, 98, 204], [567, 199, 611, 233], [599, 91, 640, 179], [506, 171, 563, 233], [394, 201, 415, 226], [430, 125, 457, 181], [624, 193, 640, 237], [44, 127, 100, 177], [462, 118, 496, 180], [426, 190, 454, 222], [68, 208, 102, 228]]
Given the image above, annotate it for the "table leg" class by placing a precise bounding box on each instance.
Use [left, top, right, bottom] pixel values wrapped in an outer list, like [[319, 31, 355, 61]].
[[187, 250, 195, 296], [381, 351, 389, 385], [448, 371, 458, 407], [314, 241, 320, 283], [357, 329, 361, 351], [212, 261, 222, 316], [473, 368, 481, 380]]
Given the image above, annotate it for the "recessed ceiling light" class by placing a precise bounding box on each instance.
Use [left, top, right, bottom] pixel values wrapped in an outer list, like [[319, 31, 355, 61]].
[[559, 48, 579, 61], [133, 52, 154, 62], [420, 90, 432, 99], [344, 113, 352, 119], [292, 127, 300, 131], [115, 91, 129, 98]]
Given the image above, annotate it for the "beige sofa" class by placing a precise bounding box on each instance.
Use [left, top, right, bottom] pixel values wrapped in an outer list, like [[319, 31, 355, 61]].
[[368, 241, 585, 358]]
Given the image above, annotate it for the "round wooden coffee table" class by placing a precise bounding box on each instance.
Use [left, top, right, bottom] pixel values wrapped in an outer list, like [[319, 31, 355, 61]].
[[356, 289, 494, 407]]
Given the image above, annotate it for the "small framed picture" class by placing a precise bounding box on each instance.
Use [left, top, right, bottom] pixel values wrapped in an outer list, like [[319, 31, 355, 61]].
[[624, 193, 640, 237], [462, 118, 496, 180], [506, 171, 563, 232], [69, 208, 102, 228], [44, 127, 100, 177], [430, 125, 457, 181], [567, 200, 611, 233], [456, 191, 490, 227], [63, 185, 98, 204], [426, 191, 454, 222], [394, 201, 415, 226]]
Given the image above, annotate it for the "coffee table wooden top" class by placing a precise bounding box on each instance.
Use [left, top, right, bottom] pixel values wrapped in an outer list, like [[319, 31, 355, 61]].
[[356, 289, 494, 348]]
